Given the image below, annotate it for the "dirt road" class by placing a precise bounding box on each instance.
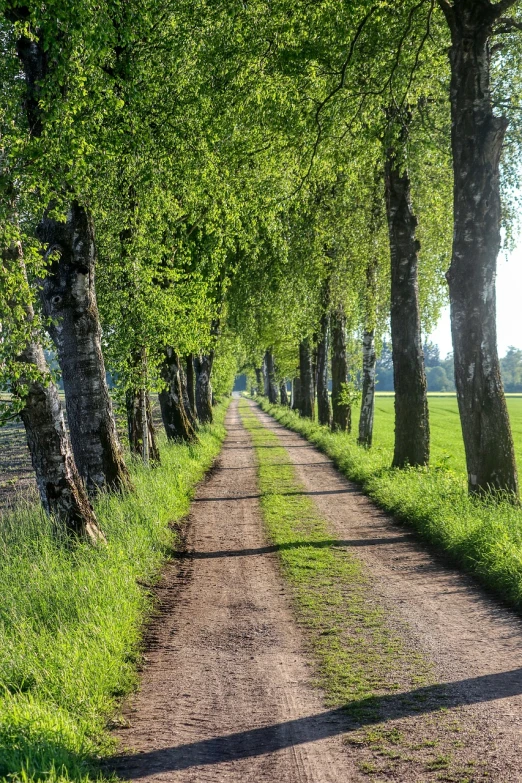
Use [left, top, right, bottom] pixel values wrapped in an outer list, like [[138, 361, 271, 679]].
[[111, 397, 522, 781], [111, 399, 355, 782], [253, 400, 522, 780]]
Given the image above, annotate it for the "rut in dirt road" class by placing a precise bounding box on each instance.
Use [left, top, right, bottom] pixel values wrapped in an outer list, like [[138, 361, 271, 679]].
[[111, 398, 356, 783], [252, 399, 522, 781]]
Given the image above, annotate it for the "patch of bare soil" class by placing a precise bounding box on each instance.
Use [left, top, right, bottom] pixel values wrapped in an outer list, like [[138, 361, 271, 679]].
[[110, 399, 357, 782], [253, 401, 522, 781]]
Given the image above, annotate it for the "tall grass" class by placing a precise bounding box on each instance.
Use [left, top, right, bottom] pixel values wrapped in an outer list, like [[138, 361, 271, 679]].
[[0, 403, 228, 783], [255, 398, 522, 609]]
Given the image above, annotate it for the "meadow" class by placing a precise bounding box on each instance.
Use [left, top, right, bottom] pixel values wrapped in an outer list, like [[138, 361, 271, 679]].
[[367, 395, 522, 475]]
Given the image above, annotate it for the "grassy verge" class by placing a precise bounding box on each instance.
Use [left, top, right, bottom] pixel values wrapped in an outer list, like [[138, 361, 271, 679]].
[[239, 400, 484, 780], [0, 402, 229, 783], [254, 396, 522, 610]]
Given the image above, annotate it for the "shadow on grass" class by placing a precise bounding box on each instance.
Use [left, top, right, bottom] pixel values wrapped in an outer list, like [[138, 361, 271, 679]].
[[176, 536, 414, 560]]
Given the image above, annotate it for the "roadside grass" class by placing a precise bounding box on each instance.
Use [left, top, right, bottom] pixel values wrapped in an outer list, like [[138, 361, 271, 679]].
[[255, 396, 522, 610], [239, 400, 483, 780], [0, 403, 228, 783]]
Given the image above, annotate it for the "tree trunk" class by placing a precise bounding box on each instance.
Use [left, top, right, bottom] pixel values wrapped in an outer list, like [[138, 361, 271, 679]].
[[255, 367, 263, 395], [265, 349, 279, 404], [261, 355, 269, 396], [358, 330, 376, 447], [9, 16, 130, 496], [317, 313, 332, 426], [5, 246, 102, 542], [159, 348, 197, 441], [126, 388, 160, 464], [331, 307, 351, 432], [280, 381, 289, 406], [439, 0, 518, 496], [37, 203, 131, 494], [180, 358, 198, 427], [185, 355, 198, 422], [299, 339, 315, 419], [194, 353, 214, 424], [385, 117, 430, 468], [292, 377, 301, 411]]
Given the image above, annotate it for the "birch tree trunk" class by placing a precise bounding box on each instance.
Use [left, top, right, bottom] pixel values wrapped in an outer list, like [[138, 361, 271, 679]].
[[185, 355, 198, 422], [385, 117, 430, 468], [126, 389, 160, 463], [38, 204, 131, 494], [331, 307, 351, 432], [316, 313, 332, 427], [280, 381, 289, 406], [194, 353, 214, 424], [159, 348, 197, 441], [5, 246, 102, 541], [299, 339, 315, 419], [358, 330, 376, 447], [292, 378, 301, 411], [439, 0, 518, 496], [265, 350, 279, 404]]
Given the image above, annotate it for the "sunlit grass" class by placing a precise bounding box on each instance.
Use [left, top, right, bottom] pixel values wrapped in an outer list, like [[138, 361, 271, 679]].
[[0, 403, 228, 783]]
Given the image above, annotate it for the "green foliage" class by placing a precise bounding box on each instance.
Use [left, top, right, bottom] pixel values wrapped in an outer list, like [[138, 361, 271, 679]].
[[0, 403, 228, 783]]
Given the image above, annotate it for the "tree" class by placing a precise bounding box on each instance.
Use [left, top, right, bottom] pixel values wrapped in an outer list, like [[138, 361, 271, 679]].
[[385, 111, 429, 467], [438, 0, 520, 496]]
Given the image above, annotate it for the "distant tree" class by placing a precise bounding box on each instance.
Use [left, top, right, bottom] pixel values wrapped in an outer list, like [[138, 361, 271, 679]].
[[375, 341, 394, 392], [501, 347, 522, 393], [423, 342, 441, 368], [426, 366, 450, 392]]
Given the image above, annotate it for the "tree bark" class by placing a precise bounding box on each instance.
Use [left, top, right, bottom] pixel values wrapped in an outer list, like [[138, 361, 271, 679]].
[[159, 348, 197, 441], [194, 353, 214, 424], [126, 388, 160, 464], [331, 307, 351, 432], [38, 203, 131, 494], [385, 117, 430, 468], [358, 330, 376, 447], [265, 349, 279, 404], [185, 355, 198, 422], [5, 246, 102, 541], [438, 0, 518, 496], [261, 354, 269, 396], [255, 367, 263, 395], [292, 377, 301, 411], [280, 381, 289, 406], [317, 313, 332, 427], [180, 358, 198, 427], [299, 339, 315, 419]]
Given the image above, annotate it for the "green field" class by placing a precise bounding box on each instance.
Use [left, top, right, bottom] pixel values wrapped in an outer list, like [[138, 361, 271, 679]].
[[258, 395, 522, 610], [365, 396, 522, 477]]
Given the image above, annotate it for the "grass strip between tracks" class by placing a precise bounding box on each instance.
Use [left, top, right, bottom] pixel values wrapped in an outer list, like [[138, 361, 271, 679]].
[[240, 400, 487, 781], [0, 402, 229, 783], [255, 397, 522, 610], [238, 399, 430, 708]]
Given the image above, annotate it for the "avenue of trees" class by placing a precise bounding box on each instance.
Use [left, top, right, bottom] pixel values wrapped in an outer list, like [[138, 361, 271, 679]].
[[1, 0, 522, 540]]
